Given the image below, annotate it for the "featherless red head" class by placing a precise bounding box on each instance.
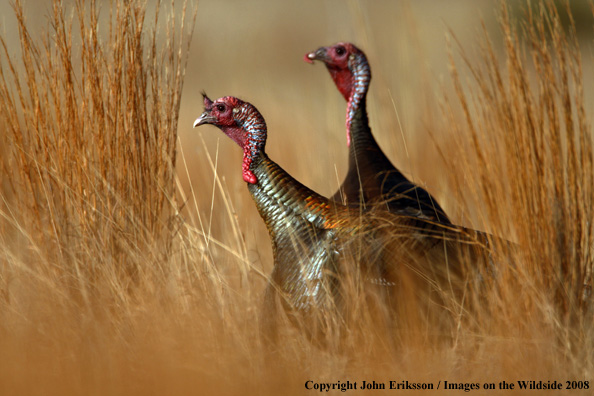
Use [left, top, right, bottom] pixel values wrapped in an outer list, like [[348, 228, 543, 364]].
[[194, 94, 266, 184], [305, 42, 371, 146]]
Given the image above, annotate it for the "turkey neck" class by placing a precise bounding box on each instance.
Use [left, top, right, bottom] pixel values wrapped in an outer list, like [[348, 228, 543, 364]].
[[233, 101, 347, 230], [347, 94, 394, 172], [247, 152, 349, 233], [341, 60, 407, 201], [344, 65, 452, 223]]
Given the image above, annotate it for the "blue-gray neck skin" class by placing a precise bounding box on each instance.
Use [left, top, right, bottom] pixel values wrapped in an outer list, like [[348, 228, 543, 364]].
[[230, 100, 267, 185], [345, 52, 372, 148]]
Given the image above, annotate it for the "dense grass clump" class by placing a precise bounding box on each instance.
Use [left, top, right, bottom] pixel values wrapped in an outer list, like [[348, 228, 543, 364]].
[[444, 0, 593, 351], [0, 0, 592, 395]]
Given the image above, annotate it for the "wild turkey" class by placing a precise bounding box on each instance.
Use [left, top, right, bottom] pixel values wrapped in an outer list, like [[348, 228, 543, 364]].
[[194, 94, 491, 342], [305, 42, 451, 224]]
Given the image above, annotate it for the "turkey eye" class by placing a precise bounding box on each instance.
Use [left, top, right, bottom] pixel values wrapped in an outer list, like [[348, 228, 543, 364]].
[[335, 46, 345, 56], [216, 104, 225, 112]]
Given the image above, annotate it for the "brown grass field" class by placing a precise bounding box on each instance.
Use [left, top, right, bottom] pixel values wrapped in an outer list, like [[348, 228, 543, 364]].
[[0, 0, 593, 394]]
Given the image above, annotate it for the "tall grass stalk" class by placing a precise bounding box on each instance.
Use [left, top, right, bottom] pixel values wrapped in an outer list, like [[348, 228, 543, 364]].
[[0, 0, 195, 296], [444, 0, 593, 360], [0, 0, 592, 394]]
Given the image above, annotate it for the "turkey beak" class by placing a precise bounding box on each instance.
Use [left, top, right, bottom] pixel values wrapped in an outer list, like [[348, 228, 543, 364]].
[[304, 47, 329, 64], [193, 111, 215, 128]]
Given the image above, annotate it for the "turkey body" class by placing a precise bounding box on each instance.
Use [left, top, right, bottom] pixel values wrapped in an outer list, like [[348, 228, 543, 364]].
[[248, 151, 483, 340], [343, 96, 450, 222], [307, 43, 451, 223], [195, 95, 490, 343]]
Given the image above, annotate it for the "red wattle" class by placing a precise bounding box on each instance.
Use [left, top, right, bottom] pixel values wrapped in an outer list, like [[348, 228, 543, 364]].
[[243, 149, 258, 184], [243, 171, 257, 184]]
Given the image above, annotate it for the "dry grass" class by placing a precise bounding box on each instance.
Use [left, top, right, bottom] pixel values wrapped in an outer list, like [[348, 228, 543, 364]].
[[444, 0, 593, 335], [0, 0, 592, 395]]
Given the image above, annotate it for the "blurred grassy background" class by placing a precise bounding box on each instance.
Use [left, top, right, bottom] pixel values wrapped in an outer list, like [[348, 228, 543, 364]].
[[179, 0, 504, 272], [0, 1, 593, 394], [176, 0, 593, 274], [3, 0, 591, 271]]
